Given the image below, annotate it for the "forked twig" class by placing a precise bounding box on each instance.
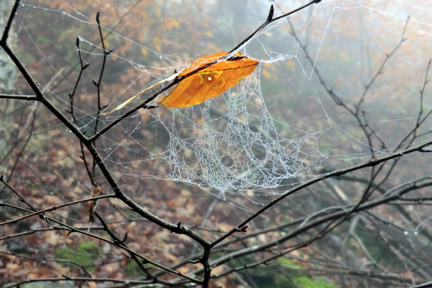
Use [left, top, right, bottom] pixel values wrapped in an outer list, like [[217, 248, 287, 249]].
[[68, 37, 96, 185]]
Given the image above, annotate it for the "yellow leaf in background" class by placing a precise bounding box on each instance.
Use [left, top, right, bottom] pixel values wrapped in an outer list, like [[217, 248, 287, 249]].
[[262, 68, 272, 79], [154, 6, 161, 17], [166, 18, 180, 29], [153, 37, 162, 52], [158, 52, 259, 108]]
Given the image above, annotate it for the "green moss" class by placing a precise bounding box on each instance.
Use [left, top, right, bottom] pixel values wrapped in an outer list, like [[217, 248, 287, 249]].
[[125, 261, 141, 277], [276, 257, 339, 288], [125, 260, 156, 277], [293, 276, 338, 288], [277, 256, 303, 268], [55, 242, 101, 271]]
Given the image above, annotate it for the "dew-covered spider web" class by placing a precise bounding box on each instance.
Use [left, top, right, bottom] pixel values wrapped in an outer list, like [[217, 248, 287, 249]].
[[8, 0, 432, 203], [146, 69, 323, 192], [97, 55, 325, 195]]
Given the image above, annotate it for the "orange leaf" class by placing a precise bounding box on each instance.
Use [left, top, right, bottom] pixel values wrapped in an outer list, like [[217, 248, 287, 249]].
[[158, 52, 258, 108], [100, 52, 258, 115]]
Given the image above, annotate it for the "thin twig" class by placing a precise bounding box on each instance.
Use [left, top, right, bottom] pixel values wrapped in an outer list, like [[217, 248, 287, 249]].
[[69, 36, 95, 185], [91, 13, 113, 174], [1, 175, 38, 212], [0, 94, 37, 100], [0, 225, 105, 241], [3, 277, 155, 288], [0, 193, 115, 227], [397, 59, 432, 150]]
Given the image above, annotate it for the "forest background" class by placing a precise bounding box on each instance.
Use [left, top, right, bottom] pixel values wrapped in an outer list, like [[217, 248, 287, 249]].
[[1, 1, 432, 287]]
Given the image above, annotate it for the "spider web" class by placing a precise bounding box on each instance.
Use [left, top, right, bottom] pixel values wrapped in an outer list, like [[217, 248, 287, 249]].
[[96, 58, 324, 196], [8, 0, 432, 203]]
